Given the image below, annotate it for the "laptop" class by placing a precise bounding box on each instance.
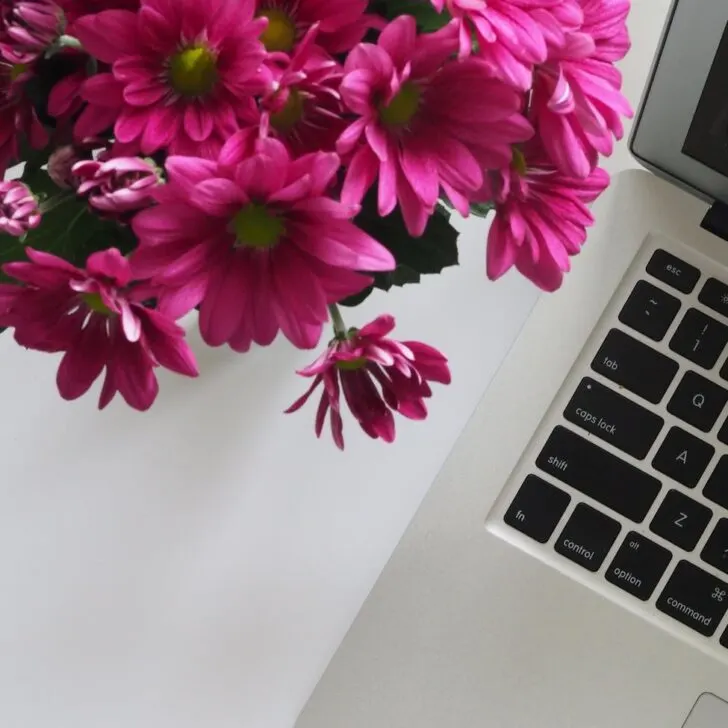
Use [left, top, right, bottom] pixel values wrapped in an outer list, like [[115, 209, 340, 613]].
[[296, 2, 728, 726]]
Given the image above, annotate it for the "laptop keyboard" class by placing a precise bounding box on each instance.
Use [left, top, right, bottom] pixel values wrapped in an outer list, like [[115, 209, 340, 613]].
[[493, 240, 728, 653]]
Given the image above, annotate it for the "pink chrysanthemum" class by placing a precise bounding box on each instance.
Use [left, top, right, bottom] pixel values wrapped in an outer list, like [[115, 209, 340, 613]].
[[580, 0, 631, 62], [261, 28, 345, 154], [0, 61, 47, 174], [256, 0, 372, 56], [131, 135, 395, 352], [430, 0, 583, 90], [71, 0, 269, 158], [338, 16, 532, 237], [286, 314, 451, 449], [0, 180, 40, 236], [483, 145, 609, 291], [0, 248, 198, 411], [531, 24, 633, 178], [0, 0, 65, 64]]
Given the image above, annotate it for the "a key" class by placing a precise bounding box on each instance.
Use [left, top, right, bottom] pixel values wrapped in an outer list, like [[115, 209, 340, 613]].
[[670, 309, 728, 369], [504, 476, 571, 544], [563, 378, 663, 459], [536, 427, 661, 522], [718, 417, 728, 446], [699, 277, 728, 319], [619, 280, 681, 341], [606, 532, 672, 601], [650, 490, 712, 551], [555, 503, 621, 572], [701, 519, 728, 577], [591, 329, 679, 404], [667, 372, 728, 432], [704, 456, 728, 510], [647, 250, 700, 294], [657, 560, 728, 637], [652, 427, 715, 489]]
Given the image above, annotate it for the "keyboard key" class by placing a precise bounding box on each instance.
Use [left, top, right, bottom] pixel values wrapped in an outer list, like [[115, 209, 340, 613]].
[[555, 503, 621, 572], [720, 627, 728, 650], [647, 249, 700, 294], [701, 519, 728, 577], [592, 329, 679, 404], [536, 427, 661, 522], [504, 476, 571, 544], [704, 456, 728, 509], [667, 372, 728, 432], [606, 532, 672, 601], [720, 358, 728, 385], [657, 560, 728, 637], [652, 427, 715, 488], [650, 490, 712, 551], [699, 277, 728, 319], [563, 378, 663, 459], [670, 309, 728, 369], [719, 417, 728, 446], [619, 280, 681, 341]]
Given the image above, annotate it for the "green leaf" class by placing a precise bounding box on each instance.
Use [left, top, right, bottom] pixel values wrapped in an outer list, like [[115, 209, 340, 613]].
[[0, 167, 137, 282], [470, 201, 495, 219], [374, 0, 451, 31], [340, 191, 459, 307]]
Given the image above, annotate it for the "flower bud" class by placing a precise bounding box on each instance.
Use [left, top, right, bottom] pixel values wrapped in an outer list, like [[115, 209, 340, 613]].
[[0, 180, 40, 237]]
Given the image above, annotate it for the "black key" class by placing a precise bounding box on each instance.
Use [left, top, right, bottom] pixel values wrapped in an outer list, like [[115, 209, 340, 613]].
[[699, 277, 728, 319], [720, 627, 728, 650], [719, 417, 728, 446], [647, 249, 700, 294], [650, 490, 712, 551], [720, 358, 728, 385], [504, 476, 571, 544], [619, 280, 681, 341], [555, 503, 621, 572], [667, 372, 728, 432], [536, 427, 661, 522], [670, 309, 728, 369], [701, 519, 728, 576], [592, 329, 679, 404], [703, 456, 728, 510], [606, 532, 672, 601], [563, 378, 663, 459], [652, 427, 715, 488], [657, 560, 728, 637]]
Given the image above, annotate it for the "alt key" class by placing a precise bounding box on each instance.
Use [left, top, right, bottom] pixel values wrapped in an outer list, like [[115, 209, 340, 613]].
[[606, 532, 672, 601]]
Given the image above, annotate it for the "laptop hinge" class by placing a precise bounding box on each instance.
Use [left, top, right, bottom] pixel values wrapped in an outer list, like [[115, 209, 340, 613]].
[[701, 200, 728, 241]]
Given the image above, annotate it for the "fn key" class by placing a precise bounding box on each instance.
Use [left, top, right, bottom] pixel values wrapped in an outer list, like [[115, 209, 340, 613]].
[[504, 476, 571, 544]]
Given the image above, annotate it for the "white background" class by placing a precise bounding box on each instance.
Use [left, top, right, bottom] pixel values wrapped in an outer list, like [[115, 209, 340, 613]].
[[0, 2, 670, 726]]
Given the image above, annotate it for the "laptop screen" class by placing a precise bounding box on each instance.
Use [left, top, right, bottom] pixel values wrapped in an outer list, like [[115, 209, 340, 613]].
[[683, 21, 728, 178]]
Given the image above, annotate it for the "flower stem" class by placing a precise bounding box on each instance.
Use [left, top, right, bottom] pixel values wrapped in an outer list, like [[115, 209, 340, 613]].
[[39, 193, 75, 214], [329, 304, 347, 337], [58, 35, 84, 51]]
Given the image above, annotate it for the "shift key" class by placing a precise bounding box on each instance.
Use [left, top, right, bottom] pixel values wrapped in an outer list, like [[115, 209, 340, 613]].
[[592, 329, 679, 404], [536, 427, 661, 522]]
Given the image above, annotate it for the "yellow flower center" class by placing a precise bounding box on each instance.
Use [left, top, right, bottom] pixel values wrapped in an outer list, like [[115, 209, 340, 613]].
[[10, 63, 28, 82], [169, 46, 218, 97], [258, 9, 296, 52], [337, 357, 367, 371], [379, 82, 422, 128], [82, 292, 112, 315], [270, 88, 305, 133], [234, 204, 285, 249], [512, 147, 527, 176]]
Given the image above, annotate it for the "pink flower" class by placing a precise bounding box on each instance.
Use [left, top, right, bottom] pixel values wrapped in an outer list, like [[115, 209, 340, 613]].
[[0, 248, 198, 411], [580, 0, 631, 62], [0, 0, 65, 63], [338, 16, 532, 237], [74, 156, 159, 218], [256, 0, 372, 55], [131, 135, 395, 352], [72, 0, 269, 158], [531, 18, 632, 178], [286, 314, 451, 449], [0, 180, 40, 237], [0, 61, 47, 174], [484, 146, 609, 291], [261, 27, 346, 154], [430, 0, 583, 90]]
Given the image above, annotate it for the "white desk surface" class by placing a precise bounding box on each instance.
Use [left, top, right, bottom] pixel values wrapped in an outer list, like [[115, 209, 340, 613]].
[[0, 3, 669, 726]]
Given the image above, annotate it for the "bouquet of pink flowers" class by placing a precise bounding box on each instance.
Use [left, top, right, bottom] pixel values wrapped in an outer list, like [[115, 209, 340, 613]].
[[0, 0, 631, 448]]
